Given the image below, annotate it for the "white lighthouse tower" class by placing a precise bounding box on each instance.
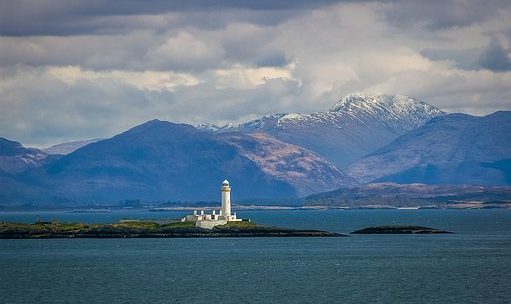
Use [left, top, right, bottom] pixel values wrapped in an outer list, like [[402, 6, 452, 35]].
[[181, 179, 242, 229], [221, 179, 231, 217]]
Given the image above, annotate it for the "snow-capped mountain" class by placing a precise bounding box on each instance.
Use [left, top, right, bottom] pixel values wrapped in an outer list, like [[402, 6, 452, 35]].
[[330, 94, 443, 130], [208, 94, 444, 168]]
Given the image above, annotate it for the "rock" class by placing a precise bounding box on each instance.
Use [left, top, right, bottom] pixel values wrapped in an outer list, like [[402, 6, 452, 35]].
[[351, 225, 451, 234]]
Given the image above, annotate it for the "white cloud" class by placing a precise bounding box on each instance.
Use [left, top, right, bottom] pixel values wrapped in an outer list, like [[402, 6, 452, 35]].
[[147, 32, 226, 70], [213, 65, 294, 89], [46, 66, 200, 91]]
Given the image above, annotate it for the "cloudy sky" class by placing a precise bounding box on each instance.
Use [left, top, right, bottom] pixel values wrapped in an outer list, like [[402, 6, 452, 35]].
[[1, 0, 511, 147]]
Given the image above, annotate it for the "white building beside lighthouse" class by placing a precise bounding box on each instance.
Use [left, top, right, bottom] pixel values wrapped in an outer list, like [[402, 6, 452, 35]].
[[181, 179, 243, 229]]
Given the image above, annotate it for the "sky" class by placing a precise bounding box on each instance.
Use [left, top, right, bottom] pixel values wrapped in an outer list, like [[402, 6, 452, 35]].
[[1, 0, 511, 147]]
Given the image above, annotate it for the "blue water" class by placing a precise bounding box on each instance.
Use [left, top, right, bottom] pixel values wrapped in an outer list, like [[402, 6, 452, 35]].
[[1, 209, 510, 303]]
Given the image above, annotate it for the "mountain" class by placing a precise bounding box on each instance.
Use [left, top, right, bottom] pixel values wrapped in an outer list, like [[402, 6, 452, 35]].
[[219, 132, 356, 196], [0, 137, 49, 174], [38, 120, 292, 202], [42, 138, 102, 155], [14, 120, 352, 205], [346, 111, 511, 185], [303, 182, 511, 208], [209, 94, 443, 168], [0, 138, 67, 207]]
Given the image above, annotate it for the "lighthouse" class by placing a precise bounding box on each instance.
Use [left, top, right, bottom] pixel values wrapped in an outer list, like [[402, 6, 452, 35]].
[[221, 179, 231, 217], [181, 179, 243, 229]]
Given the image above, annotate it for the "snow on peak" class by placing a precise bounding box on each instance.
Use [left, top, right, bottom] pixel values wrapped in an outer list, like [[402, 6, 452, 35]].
[[223, 121, 242, 129], [330, 94, 443, 116], [196, 123, 220, 131], [208, 93, 443, 134], [280, 113, 303, 121], [331, 94, 414, 111], [328, 93, 444, 129]]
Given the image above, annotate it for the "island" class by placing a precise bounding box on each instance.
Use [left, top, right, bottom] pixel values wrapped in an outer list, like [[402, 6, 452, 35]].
[[0, 220, 343, 239], [351, 225, 451, 234]]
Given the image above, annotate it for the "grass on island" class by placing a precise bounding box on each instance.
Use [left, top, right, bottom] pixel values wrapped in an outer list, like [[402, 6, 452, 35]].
[[0, 218, 344, 238], [219, 220, 257, 228], [115, 220, 196, 229], [0, 219, 257, 237], [0, 220, 199, 236], [1, 221, 98, 236], [116, 219, 258, 229]]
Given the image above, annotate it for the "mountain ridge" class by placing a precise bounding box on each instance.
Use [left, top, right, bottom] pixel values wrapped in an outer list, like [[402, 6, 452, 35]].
[[42, 138, 103, 155], [1, 120, 355, 206], [303, 182, 511, 208], [1, 95, 509, 208], [346, 111, 511, 185]]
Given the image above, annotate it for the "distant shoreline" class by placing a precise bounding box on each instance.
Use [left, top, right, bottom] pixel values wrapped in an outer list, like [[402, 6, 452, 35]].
[[1, 203, 510, 213]]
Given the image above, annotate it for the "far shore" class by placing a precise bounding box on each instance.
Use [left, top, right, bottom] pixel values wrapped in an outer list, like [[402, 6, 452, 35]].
[[1, 202, 510, 213]]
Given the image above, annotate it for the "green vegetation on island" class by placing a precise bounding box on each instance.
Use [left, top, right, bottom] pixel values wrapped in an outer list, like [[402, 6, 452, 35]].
[[0, 220, 342, 239]]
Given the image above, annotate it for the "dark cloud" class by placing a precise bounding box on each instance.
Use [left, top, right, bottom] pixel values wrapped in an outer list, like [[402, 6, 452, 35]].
[[0, 0, 342, 36], [0, 19, 289, 72], [253, 52, 289, 67], [383, 0, 511, 30], [1, 0, 508, 37], [479, 37, 511, 72], [421, 48, 481, 70], [420, 38, 511, 73]]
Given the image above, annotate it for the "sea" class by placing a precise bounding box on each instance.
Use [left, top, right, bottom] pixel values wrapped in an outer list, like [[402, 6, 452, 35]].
[[0, 209, 510, 304]]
